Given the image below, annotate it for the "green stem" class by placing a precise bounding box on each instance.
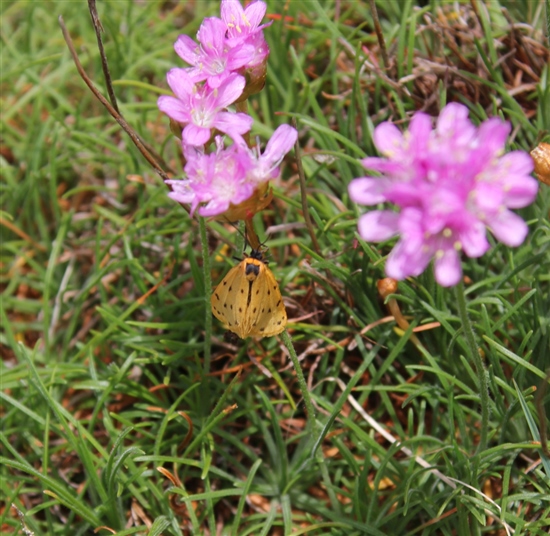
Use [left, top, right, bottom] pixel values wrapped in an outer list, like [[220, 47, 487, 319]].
[[455, 280, 489, 452], [292, 117, 320, 256], [200, 216, 212, 375], [281, 330, 316, 435]]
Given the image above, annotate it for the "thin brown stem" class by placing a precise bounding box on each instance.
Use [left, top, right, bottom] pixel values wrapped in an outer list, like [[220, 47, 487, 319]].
[[368, 0, 391, 74], [87, 0, 119, 113], [84, 3, 174, 173], [377, 278, 424, 351], [58, 15, 171, 183]]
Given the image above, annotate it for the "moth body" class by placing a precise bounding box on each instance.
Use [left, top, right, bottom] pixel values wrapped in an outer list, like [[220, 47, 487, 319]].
[[211, 249, 287, 339]]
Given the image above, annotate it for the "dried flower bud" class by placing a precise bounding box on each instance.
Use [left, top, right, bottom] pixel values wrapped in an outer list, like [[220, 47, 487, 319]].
[[377, 278, 398, 299], [531, 142, 550, 186]]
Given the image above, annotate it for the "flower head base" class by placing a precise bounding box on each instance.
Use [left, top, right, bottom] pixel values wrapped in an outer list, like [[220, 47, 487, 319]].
[[349, 103, 538, 287]]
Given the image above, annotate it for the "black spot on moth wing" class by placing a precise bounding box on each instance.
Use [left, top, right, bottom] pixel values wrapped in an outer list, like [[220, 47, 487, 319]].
[[211, 262, 241, 327]]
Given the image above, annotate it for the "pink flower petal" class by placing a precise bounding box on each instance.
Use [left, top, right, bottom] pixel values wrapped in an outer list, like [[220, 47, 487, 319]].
[[460, 221, 489, 258], [373, 122, 404, 157], [174, 35, 200, 65], [197, 18, 226, 53], [221, 0, 245, 27], [474, 182, 504, 213], [157, 96, 189, 123], [222, 0, 267, 41], [262, 125, 297, 162], [489, 210, 529, 247], [360, 157, 404, 175], [499, 151, 535, 175], [166, 68, 195, 100], [243, 1, 267, 27], [436, 103, 470, 134], [408, 112, 432, 154], [182, 124, 211, 146], [166, 180, 196, 204], [214, 74, 246, 108], [226, 44, 257, 70], [476, 118, 509, 155], [434, 248, 462, 287], [503, 176, 539, 208], [385, 239, 431, 280], [348, 177, 388, 205], [213, 111, 253, 137], [198, 199, 230, 217], [357, 210, 399, 242]]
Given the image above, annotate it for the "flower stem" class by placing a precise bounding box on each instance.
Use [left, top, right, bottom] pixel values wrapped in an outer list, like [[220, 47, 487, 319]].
[[200, 216, 212, 376], [368, 0, 390, 73], [281, 330, 316, 435], [455, 280, 489, 452], [292, 118, 320, 256]]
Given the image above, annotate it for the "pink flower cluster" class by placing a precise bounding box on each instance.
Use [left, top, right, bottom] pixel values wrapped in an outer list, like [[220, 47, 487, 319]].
[[158, 0, 297, 218], [349, 103, 538, 287]]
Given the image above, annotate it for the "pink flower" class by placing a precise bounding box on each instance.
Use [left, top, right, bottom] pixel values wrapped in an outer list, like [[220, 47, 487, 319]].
[[167, 140, 253, 217], [349, 103, 538, 287], [239, 29, 270, 70], [157, 70, 252, 146], [165, 125, 298, 218], [247, 124, 298, 182], [221, 0, 271, 47], [221, 0, 271, 86], [174, 17, 256, 88]]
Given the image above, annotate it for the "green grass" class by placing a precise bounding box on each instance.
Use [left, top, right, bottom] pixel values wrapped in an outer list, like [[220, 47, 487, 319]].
[[1, 0, 550, 534]]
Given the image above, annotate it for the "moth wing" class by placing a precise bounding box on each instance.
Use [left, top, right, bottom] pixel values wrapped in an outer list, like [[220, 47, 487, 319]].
[[230, 259, 257, 338], [210, 264, 237, 324], [248, 264, 287, 338], [211, 261, 249, 338]]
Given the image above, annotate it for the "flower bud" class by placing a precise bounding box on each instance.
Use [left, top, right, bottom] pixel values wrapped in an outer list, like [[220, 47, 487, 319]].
[[531, 142, 550, 186]]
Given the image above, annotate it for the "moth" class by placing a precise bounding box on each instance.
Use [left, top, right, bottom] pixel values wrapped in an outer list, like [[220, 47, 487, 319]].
[[211, 249, 287, 339]]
